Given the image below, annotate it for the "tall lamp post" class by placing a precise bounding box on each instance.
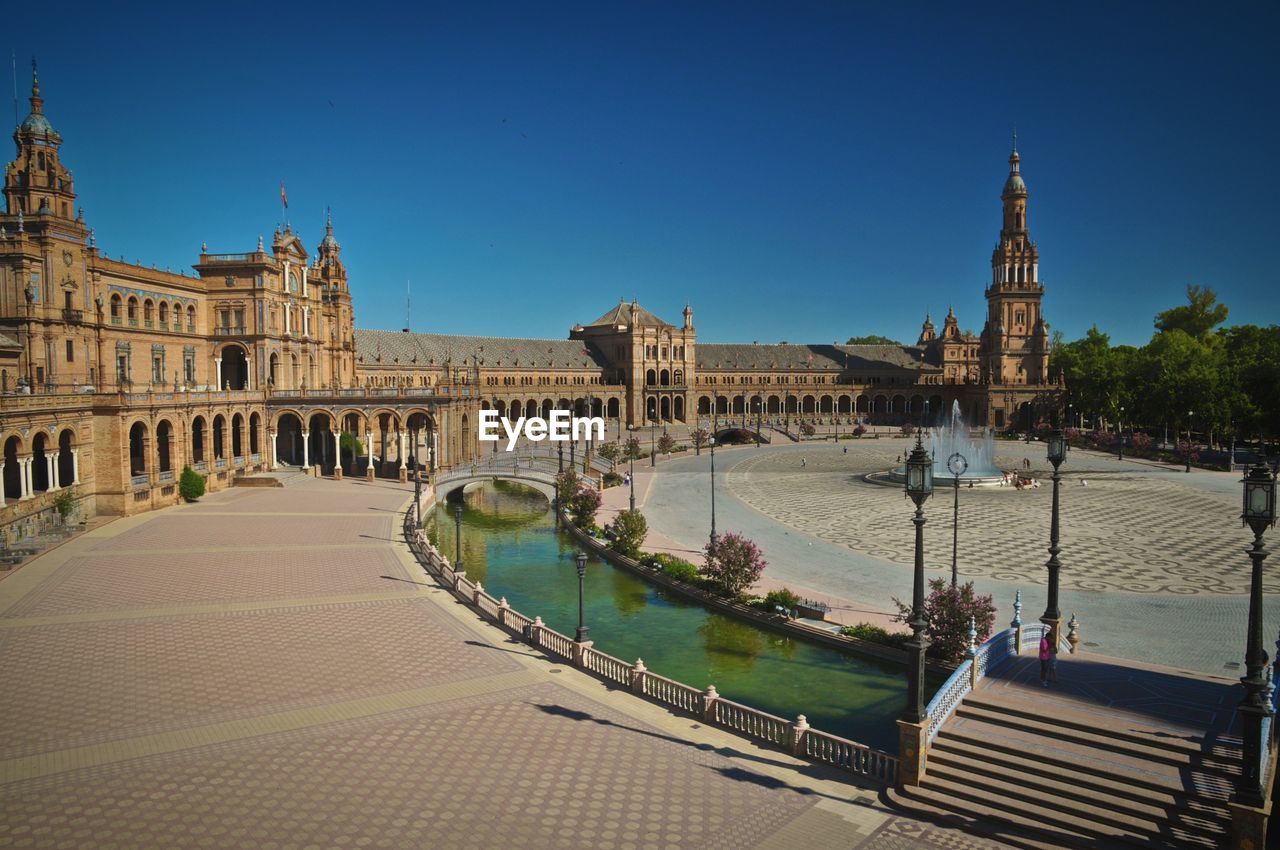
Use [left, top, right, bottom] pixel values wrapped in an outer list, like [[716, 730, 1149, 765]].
[[650, 421, 656, 468], [627, 425, 636, 512], [413, 468, 423, 528], [1041, 428, 1068, 644], [709, 434, 718, 546], [1185, 410, 1194, 473], [754, 398, 762, 447], [453, 503, 464, 573], [574, 551, 590, 643], [1235, 462, 1276, 808], [1117, 405, 1124, 461], [947, 452, 967, 587], [902, 433, 934, 728]]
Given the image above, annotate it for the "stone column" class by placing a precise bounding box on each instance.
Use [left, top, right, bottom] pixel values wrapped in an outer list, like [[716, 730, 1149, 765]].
[[332, 431, 343, 479], [269, 431, 278, 470], [244, 355, 252, 391], [47, 453, 59, 491], [71, 448, 80, 484], [301, 430, 311, 470], [214, 357, 222, 391], [365, 430, 374, 480], [896, 718, 929, 787], [398, 430, 408, 483], [19, 456, 32, 500]]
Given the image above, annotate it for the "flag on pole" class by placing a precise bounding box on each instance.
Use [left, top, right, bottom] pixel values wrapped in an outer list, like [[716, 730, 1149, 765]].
[[280, 181, 288, 209]]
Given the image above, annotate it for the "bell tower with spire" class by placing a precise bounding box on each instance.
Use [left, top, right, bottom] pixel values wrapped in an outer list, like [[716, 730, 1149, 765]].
[[5, 60, 77, 222], [981, 134, 1050, 389], [313, 209, 355, 386]]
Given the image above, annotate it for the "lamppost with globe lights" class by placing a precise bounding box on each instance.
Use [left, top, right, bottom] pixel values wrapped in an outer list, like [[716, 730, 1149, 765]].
[[709, 433, 718, 546], [627, 425, 636, 512], [1185, 410, 1194, 473], [1117, 405, 1124, 461], [574, 551, 590, 643], [1235, 462, 1276, 809], [902, 433, 934, 728], [453, 503, 464, 574], [754, 398, 762, 447], [947, 452, 967, 587], [1041, 429, 1068, 644], [650, 421, 656, 468]]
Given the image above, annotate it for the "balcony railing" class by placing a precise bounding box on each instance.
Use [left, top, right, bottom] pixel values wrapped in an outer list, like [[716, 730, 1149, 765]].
[[194, 461, 207, 472], [214, 457, 227, 469], [111, 315, 122, 325], [214, 326, 247, 336], [128, 318, 138, 327], [233, 456, 245, 467], [62, 308, 83, 324], [158, 470, 174, 483], [130, 473, 150, 488]]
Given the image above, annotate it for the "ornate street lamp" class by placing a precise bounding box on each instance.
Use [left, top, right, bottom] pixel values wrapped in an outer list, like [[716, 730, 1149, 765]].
[[574, 551, 590, 643], [558, 439, 564, 472], [947, 452, 968, 587], [453, 503, 464, 573], [1185, 410, 1194, 473], [413, 468, 423, 527], [902, 433, 933, 724], [1041, 428, 1068, 644], [1117, 405, 1124, 461], [650, 422, 656, 468], [709, 434, 718, 546], [754, 398, 762, 447], [1236, 462, 1277, 807], [627, 425, 636, 512]]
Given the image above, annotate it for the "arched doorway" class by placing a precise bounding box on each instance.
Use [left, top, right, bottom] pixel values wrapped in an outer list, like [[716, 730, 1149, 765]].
[[268, 353, 280, 388], [221, 346, 249, 390], [156, 420, 173, 473], [308, 412, 332, 472], [31, 432, 50, 493], [3, 436, 21, 501], [232, 413, 245, 459], [275, 413, 304, 466], [128, 422, 148, 476], [212, 415, 226, 460], [249, 413, 262, 457], [57, 429, 75, 487], [191, 416, 206, 465]]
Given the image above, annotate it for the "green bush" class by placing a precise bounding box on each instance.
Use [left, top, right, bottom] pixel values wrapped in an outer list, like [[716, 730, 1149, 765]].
[[661, 559, 701, 583], [179, 466, 206, 501], [760, 587, 801, 611], [609, 509, 648, 558], [839, 622, 911, 649], [602, 471, 623, 488], [53, 488, 77, 520]]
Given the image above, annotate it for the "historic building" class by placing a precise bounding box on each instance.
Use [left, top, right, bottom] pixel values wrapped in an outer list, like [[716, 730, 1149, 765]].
[[1, 65, 1059, 539]]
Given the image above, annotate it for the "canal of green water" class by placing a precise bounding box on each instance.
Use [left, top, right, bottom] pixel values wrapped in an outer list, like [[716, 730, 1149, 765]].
[[428, 480, 921, 752]]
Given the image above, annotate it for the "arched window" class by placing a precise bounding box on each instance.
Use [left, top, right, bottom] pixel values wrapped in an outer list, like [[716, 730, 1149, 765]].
[[158, 302, 169, 324], [288, 271, 299, 292], [143, 300, 153, 322], [110, 293, 121, 318], [127, 297, 138, 320], [186, 305, 195, 328]]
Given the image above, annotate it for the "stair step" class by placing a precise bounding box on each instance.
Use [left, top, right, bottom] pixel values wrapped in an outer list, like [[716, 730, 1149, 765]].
[[894, 782, 1126, 850], [964, 692, 1241, 760], [929, 737, 1232, 821], [937, 722, 1236, 802], [921, 772, 1221, 849], [927, 754, 1229, 843], [954, 702, 1240, 775]]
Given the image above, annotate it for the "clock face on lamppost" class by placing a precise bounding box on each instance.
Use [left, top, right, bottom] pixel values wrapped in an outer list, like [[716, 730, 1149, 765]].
[[948, 452, 968, 478]]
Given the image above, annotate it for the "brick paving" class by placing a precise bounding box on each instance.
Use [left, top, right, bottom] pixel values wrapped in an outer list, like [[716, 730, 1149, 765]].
[[0, 474, 1017, 849]]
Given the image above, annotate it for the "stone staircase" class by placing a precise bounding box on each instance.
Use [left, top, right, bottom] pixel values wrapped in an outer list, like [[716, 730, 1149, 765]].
[[894, 686, 1239, 849]]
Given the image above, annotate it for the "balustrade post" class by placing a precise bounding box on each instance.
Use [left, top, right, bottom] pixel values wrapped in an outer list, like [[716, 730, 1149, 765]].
[[573, 639, 593, 668], [631, 658, 647, 694], [473, 580, 484, 606], [791, 714, 809, 757], [497, 597, 509, 628], [967, 616, 980, 690], [1067, 611, 1081, 654], [703, 685, 719, 722], [531, 616, 544, 648], [1011, 589, 1023, 654]]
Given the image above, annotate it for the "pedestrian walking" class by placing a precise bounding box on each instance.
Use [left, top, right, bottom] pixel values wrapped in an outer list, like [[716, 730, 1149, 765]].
[[801, 457, 806, 468], [1039, 635, 1052, 686]]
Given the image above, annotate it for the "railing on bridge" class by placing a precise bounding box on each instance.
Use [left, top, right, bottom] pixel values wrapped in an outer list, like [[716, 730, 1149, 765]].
[[402, 510, 897, 786]]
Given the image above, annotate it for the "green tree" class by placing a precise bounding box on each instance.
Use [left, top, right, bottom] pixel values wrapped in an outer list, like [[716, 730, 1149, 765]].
[[692, 427, 710, 455], [1133, 328, 1225, 437], [1155, 285, 1229, 340], [657, 433, 676, 455], [623, 436, 642, 460], [554, 469, 580, 508], [179, 466, 206, 501], [1219, 324, 1280, 441], [845, 334, 902, 345], [596, 440, 621, 470], [610, 509, 648, 558], [701, 532, 767, 596]]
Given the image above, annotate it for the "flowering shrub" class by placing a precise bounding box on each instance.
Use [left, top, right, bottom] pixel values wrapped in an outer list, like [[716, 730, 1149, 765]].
[[894, 579, 997, 663], [1129, 431, 1153, 453], [798, 422, 816, 437], [702, 532, 767, 596]]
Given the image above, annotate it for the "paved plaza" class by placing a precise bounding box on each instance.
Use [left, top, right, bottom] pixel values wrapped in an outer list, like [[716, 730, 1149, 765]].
[[641, 438, 1278, 675], [0, 475, 1014, 850]]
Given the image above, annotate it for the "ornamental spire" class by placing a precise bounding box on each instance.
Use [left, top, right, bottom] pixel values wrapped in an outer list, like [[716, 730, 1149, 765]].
[[29, 57, 42, 115]]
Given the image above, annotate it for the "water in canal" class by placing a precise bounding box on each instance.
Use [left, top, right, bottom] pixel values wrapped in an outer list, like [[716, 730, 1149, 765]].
[[428, 480, 914, 752]]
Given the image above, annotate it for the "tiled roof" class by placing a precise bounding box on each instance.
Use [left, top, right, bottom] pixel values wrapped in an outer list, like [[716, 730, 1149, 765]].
[[354, 328, 609, 369], [695, 343, 925, 371], [584, 299, 672, 329]]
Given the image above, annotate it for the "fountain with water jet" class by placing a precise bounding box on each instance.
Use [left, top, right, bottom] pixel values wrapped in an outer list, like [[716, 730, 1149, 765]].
[[870, 401, 1008, 487]]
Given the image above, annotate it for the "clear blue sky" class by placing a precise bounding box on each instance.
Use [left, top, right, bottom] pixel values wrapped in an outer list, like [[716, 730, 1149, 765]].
[[11, 1, 1278, 347]]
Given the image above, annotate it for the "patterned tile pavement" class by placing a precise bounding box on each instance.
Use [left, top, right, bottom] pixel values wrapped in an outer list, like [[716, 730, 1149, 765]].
[[726, 442, 1254, 594], [0, 474, 1018, 849]]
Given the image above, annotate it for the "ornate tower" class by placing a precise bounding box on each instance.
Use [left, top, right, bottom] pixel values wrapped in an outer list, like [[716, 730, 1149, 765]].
[[313, 211, 355, 386], [982, 136, 1049, 386], [5, 60, 76, 221]]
